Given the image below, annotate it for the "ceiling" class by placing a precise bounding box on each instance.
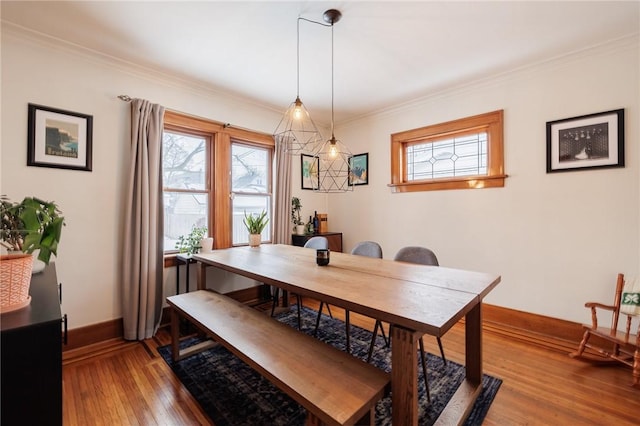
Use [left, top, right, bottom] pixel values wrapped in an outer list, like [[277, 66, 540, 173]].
[[2, 1, 638, 126]]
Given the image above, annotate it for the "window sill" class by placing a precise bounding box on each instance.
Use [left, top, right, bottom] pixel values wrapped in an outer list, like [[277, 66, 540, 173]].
[[388, 174, 508, 193]]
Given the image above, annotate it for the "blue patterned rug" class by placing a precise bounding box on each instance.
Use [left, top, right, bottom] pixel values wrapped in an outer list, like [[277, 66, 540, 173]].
[[158, 306, 501, 425]]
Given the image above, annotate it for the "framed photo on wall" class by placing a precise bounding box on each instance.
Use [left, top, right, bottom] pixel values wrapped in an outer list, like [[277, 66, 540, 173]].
[[300, 154, 319, 190], [349, 153, 368, 186], [546, 109, 624, 173], [27, 103, 93, 171]]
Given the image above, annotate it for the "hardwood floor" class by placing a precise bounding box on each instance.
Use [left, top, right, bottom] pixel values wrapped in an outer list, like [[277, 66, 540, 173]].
[[62, 299, 639, 425]]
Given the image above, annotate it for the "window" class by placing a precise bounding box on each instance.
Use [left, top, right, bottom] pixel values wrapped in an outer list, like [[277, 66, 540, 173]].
[[390, 110, 506, 192], [162, 130, 210, 251], [162, 111, 274, 253], [231, 142, 272, 245]]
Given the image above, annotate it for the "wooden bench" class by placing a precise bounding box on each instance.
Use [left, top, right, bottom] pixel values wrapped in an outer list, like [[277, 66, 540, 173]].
[[167, 290, 390, 426]]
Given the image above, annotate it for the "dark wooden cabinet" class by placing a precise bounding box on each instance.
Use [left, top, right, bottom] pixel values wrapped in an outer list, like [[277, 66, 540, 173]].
[[1, 264, 63, 426], [291, 232, 343, 252]]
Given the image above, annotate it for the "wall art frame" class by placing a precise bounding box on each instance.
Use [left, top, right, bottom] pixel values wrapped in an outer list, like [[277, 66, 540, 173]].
[[300, 154, 319, 190], [349, 153, 369, 186], [546, 109, 624, 173], [27, 103, 93, 172]]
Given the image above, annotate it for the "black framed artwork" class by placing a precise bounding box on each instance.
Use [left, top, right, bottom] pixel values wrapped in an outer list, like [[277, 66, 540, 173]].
[[546, 109, 624, 173], [27, 103, 93, 172], [349, 153, 368, 186], [300, 154, 319, 190]]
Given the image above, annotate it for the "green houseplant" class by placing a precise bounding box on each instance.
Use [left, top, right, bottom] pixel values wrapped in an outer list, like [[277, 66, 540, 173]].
[[0, 196, 65, 312], [291, 197, 305, 236], [175, 225, 207, 255], [243, 210, 269, 247], [1, 196, 65, 264]]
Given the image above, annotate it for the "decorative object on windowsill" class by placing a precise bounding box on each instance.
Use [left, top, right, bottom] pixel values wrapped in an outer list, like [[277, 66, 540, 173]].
[[175, 225, 207, 255], [200, 237, 214, 253], [1, 196, 65, 313], [313, 9, 353, 193], [273, 16, 323, 156], [243, 210, 269, 248], [291, 197, 305, 235]]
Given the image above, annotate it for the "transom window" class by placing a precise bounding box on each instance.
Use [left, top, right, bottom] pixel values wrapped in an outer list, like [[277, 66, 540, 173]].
[[406, 132, 487, 180], [390, 110, 506, 192]]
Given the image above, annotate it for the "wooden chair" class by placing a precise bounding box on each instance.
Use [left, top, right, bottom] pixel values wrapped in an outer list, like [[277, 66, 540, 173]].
[[570, 273, 640, 387]]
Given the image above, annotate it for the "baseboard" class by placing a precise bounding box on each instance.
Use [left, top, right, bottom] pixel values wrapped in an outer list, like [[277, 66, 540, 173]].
[[64, 295, 586, 354], [64, 285, 272, 351]]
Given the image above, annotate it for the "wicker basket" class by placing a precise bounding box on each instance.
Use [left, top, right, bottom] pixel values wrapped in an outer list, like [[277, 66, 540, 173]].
[[1, 253, 34, 313]]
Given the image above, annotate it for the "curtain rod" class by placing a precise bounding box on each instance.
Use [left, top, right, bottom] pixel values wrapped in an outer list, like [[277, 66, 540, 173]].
[[118, 94, 273, 138]]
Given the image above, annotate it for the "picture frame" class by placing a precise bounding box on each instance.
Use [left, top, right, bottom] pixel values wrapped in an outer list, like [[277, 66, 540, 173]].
[[349, 153, 369, 186], [300, 154, 319, 190], [27, 103, 93, 172], [546, 109, 624, 173]]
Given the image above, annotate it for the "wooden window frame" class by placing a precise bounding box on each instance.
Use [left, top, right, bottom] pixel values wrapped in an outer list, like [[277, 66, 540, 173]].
[[163, 111, 274, 255], [390, 110, 506, 192]]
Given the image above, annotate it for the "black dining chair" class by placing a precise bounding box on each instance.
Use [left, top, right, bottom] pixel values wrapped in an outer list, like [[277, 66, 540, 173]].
[[271, 237, 329, 329], [317, 241, 385, 354]]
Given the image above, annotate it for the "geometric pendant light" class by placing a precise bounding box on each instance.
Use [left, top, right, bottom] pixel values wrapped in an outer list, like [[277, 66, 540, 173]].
[[313, 9, 353, 193], [273, 18, 323, 155]]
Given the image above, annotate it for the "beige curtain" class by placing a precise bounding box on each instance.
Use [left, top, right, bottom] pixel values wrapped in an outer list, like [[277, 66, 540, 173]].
[[122, 98, 165, 340], [273, 139, 292, 244]]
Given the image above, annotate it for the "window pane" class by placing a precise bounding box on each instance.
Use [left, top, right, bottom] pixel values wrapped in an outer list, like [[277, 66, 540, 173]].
[[232, 144, 268, 193], [406, 132, 487, 180], [232, 195, 271, 245], [163, 131, 207, 190], [163, 192, 208, 251]]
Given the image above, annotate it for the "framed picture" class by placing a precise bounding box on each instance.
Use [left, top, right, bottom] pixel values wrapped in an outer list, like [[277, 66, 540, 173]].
[[300, 154, 319, 190], [546, 109, 624, 173], [27, 103, 93, 171], [349, 153, 368, 186]]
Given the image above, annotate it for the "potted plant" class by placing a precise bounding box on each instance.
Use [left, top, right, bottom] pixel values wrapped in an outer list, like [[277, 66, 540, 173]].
[[175, 225, 208, 255], [243, 210, 269, 247], [0, 196, 65, 312], [291, 197, 305, 236]]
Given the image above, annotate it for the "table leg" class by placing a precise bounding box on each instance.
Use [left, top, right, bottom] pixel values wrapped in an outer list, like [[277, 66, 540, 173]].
[[176, 258, 181, 294], [391, 325, 419, 426], [185, 260, 190, 293], [197, 262, 207, 290], [435, 302, 483, 425]]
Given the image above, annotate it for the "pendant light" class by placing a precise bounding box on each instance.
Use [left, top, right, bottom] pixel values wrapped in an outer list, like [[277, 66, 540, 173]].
[[273, 17, 323, 155], [313, 9, 353, 193]]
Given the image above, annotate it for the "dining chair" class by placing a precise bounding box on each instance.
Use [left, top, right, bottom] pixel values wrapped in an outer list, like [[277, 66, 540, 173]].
[[271, 237, 330, 329], [316, 241, 385, 354]]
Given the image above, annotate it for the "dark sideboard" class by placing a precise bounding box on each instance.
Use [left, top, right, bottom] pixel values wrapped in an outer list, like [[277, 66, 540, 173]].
[[1, 263, 64, 426], [291, 232, 343, 252]]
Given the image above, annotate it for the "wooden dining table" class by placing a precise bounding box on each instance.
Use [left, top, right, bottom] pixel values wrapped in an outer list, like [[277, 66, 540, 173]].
[[193, 244, 501, 425]]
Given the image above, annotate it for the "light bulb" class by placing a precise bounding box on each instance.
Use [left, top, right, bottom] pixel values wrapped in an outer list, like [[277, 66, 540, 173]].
[[329, 144, 337, 158], [293, 105, 302, 120]]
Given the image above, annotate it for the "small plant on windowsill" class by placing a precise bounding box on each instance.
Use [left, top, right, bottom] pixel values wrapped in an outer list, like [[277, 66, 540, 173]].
[[243, 210, 269, 247], [175, 225, 207, 255]]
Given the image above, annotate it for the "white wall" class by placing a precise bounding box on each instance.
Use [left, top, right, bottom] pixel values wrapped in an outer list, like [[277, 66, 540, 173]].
[[330, 36, 640, 324], [0, 25, 288, 328], [2, 24, 638, 330]]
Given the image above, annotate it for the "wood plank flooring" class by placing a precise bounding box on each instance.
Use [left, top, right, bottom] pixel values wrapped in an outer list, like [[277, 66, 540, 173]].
[[62, 299, 639, 425]]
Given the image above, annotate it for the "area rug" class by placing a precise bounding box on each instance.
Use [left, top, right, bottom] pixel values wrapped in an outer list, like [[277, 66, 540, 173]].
[[158, 306, 502, 425]]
